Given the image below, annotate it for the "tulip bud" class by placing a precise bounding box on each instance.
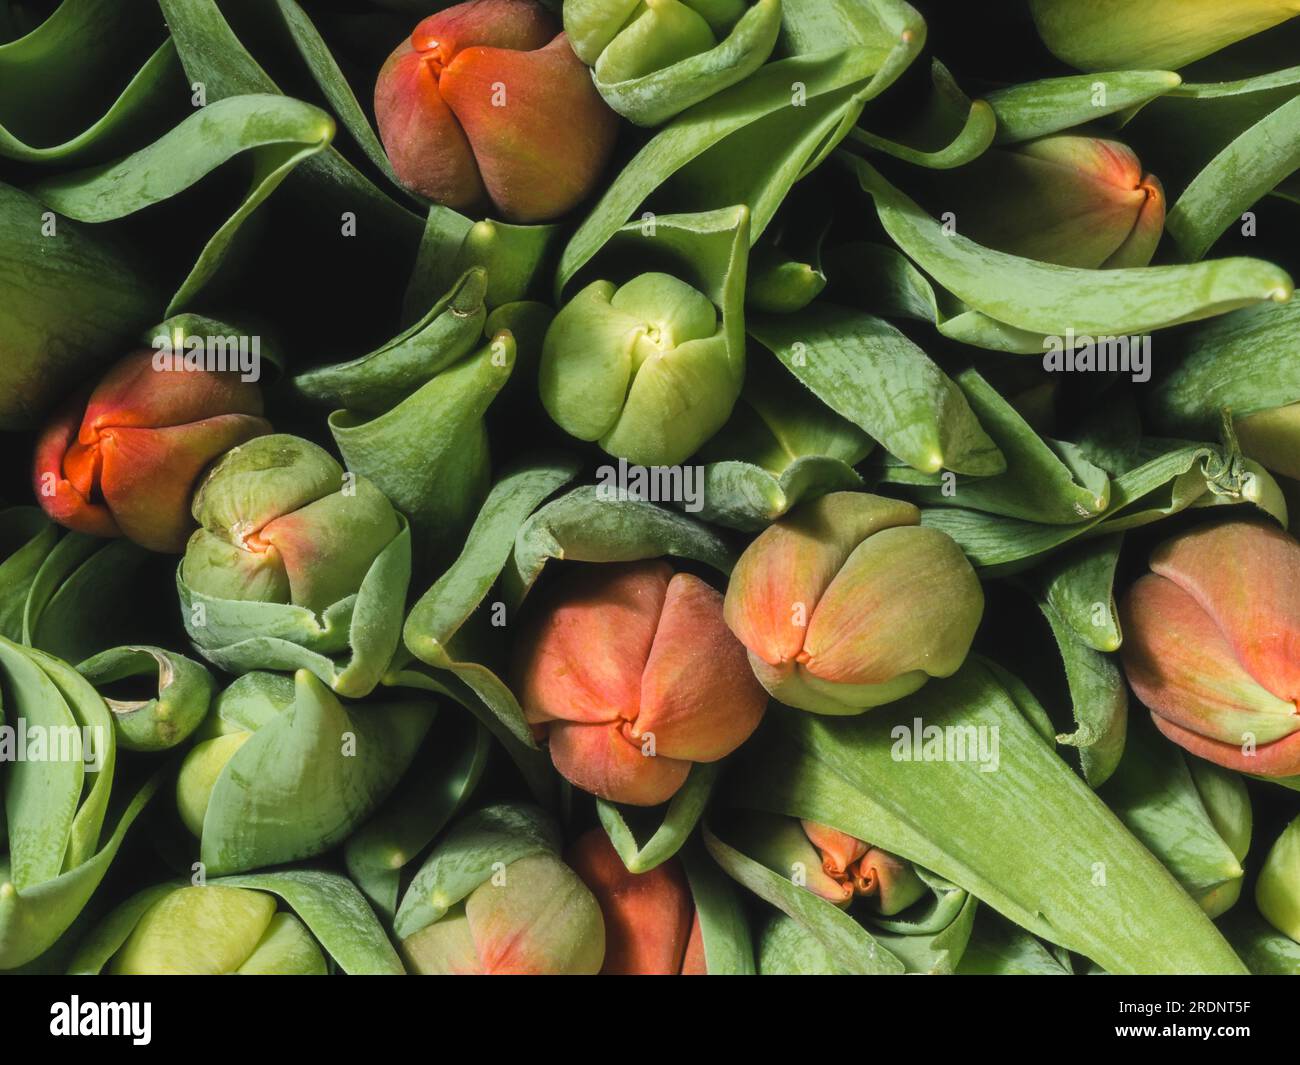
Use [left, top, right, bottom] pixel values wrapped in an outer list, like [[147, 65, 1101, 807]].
[[1119, 520, 1300, 777], [181, 434, 401, 616], [31, 351, 270, 553], [1029, 0, 1300, 72], [919, 135, 1165, 269], [723, 492, 984, 715], [1256, 816, 1300, 943], [540, 272, 741, 465], [395, 805, 605, 974], [374, 0, 619, 223], [109, 886, 326, 975], [569, 828, 695, 973], [1233, 402, 1300, 482], [564, 0, 778, 126], [513, 560, 767, 805]]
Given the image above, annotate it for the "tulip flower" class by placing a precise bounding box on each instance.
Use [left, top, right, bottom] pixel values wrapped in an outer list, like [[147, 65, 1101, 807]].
[[723, 492, 984, 715], [396, 804, 605, 974], [175, 670, 430, 875], [540, 272, 741, 466], [568, 828, 704, 974], [374, 0, 619, 223], [1120, 520, 1300, 776], [178, 434, 411, 697], [66, 872, 405, 975], [182, 434, 400, 615], [1029, 0, 1300, 72], [564, 0, 782, 126], [918, 135, 1165, 269], [733, 813, 926, 913], [1256, 816, 1300, 943], [513, 560, 768, 805], [31, 350, 270, 553], [104, 886, 327, 975]]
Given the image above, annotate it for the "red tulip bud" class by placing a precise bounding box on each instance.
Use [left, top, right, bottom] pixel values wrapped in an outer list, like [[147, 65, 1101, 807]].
[[375, 0, 619, 223], [32, 351, 270, 553], [568, 828, 695, 974], [1120, 520, 1300, 776], [514, 560, 767, 805]]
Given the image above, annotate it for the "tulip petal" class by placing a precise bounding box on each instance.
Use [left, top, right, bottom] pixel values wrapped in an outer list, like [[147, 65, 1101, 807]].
[[1152, 713, 1300, 778], [97, 415, 271, 552], [569, 828, 693, 975], [374, 40, 486, 209], [80, 351, 263, 434], [547, 719, 691, 805], [32, 399, 120, 539], [515, 560, 670, 726], [803, 525, 983, 686], [1121, 572, 1299, 746], [681, 912, 707, 974], [1150, 521, 1300, 704], [440, 33, 618, 223], [800, 819, 868, 878], [636, 572, 766, 761], [724, 492, 921, 668], [466, 853, 605, 974]]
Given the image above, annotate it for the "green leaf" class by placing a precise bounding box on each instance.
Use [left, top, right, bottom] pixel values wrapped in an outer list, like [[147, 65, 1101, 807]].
[[844, 154, 1295, 336], [504, 486, 736, 609], [680, 837, 755, 974], [1168, 93, 1300, 260], [30, 94, 335, 314], [404, 458, 581, 747], [597, 762, 720, 873], [987, 70, 1182, 144], [198, 671, 433, 875], [878, 367, 1109, 523], [725, 658, 1248, 974], [749, 305, 1004, 476]]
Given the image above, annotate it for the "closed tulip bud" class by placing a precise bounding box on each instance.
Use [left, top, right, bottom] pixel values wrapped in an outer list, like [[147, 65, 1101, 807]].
[[921, 136, 1165, 269], [1233, 403, 1300, 481], [1120, 520, 1300, 776], [540, 272, 741, 465], [32, 351, 270, 553], [402, 852, 605, 975], [181, 434, 401, 616], [1256, 816, 1300, 943], [569, 828, 695, 974], [514, 560, 767, 805], [108, 886, 326, 975], [374, 0, 619, 223], [724, 492, 984, 715], [1030, 0, 1300, 72]]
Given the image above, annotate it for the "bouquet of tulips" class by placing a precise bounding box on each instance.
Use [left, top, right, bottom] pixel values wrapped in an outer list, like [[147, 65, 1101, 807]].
[[1, 0, 1299, 978]]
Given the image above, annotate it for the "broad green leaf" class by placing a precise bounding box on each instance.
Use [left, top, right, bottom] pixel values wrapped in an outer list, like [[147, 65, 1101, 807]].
[[987, 70, 1182, 144], [749, 305, 1004, 476], [504, 487, 736, 609], [878, 367, 1109, 523], [725, 659, 1248, 974], [1168, 93, 1300, 260], [681, 838, 755, 974], [30, 94, 336, 314], [845, 154, 1294, 336], [404, 457, 580, 747]]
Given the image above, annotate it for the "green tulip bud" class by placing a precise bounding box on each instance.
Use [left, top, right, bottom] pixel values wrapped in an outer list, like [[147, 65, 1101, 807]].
[[540, 272, 740, 465], [183, 434, 400, 616], [1257, 816, 1300, 943], [564, 0, 780, 125], [109, 886, 327, 975], [395, 804, 605, 975]]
